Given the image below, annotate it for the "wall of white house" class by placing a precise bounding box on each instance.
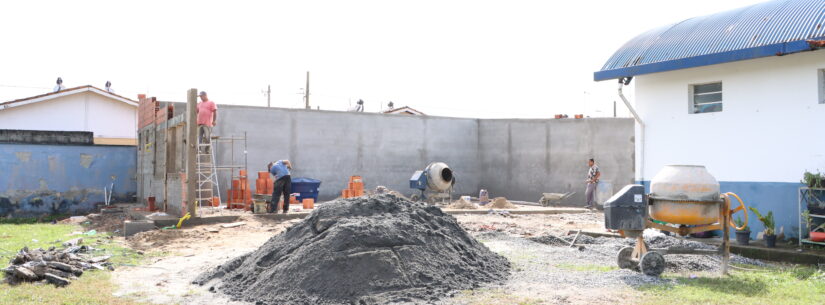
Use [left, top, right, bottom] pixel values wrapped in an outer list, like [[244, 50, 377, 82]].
[[630, 49, 825, 238], [634, 50, 825, 183], [0, 92, 137, 139]]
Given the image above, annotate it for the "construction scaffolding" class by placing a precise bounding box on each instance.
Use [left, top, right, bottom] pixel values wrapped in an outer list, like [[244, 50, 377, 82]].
[[195, 132, 248, 217]]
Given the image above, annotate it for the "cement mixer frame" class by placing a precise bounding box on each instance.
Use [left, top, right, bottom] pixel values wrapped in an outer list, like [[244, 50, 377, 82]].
[[617, 193, 748, 276], [606, 165, 749, 277]]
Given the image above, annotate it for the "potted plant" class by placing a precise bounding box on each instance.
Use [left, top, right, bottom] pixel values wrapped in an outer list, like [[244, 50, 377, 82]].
[[805, 210, 825, 242], [734, 216, 750, 245], [749, 207, 776, 248], [802, 171, 824, 188], [802, 171, 825, 215]]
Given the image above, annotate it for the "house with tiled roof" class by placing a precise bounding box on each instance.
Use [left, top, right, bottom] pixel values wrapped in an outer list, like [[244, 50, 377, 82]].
[[0, 85, 138, 145]]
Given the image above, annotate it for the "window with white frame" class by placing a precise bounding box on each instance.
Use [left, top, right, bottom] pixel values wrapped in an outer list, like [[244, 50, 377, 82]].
[[690, 82, 722, 114], [818, 69, 825, 104]]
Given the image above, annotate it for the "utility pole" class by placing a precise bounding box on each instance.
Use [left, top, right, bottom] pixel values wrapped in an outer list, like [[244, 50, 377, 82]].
[[265, 85, 271, 107], [304, 71, 310, 109]]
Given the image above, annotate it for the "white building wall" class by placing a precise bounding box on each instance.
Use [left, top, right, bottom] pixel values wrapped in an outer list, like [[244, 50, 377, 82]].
[[0, 91, 137, 139], [634, 50, 825, 183], [87, 94, 137, 138]]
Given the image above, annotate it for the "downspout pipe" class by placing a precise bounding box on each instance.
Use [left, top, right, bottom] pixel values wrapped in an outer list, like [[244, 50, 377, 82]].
[[617, 77, 644, 185]]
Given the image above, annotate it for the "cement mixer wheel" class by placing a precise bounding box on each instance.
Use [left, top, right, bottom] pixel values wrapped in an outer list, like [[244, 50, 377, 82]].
[[617, 247, 638, 270], [640, 252, 666, 277]]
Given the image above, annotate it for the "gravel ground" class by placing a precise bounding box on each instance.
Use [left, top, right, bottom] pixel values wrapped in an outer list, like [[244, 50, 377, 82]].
[[446, 227, 767, 305], [446, 232, 666, 305]]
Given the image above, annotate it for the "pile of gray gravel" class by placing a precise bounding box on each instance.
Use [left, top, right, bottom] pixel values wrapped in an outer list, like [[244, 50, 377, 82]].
[[195, 194, 510, 305]]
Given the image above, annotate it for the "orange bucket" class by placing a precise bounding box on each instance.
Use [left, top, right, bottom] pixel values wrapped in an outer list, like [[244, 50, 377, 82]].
[[302, 198, 314, 209], [212, 196, 220, 207]]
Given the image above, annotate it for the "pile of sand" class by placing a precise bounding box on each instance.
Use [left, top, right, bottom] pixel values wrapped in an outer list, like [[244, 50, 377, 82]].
[[195, 194, 510, 304], [487, 197, 516, 209], [447, 197, 479, 209]]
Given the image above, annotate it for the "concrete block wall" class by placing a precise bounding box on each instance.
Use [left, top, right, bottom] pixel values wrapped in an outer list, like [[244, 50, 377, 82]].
[[0, 143, 137, 217], [478, 118, 635, 204], [137, 104, 634, 215], [213, 106, 481, 201]]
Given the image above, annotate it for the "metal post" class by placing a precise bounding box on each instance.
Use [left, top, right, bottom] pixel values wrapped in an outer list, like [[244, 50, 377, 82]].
[[185, 89, 198, 216], [304, 71, 310, 109], [721, 197, 730, 275]]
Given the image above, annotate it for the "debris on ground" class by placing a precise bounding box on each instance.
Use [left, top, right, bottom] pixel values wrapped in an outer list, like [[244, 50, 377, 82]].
[[487, 197, 516, 209], [58, 216, 88, 225], [3, 241, 113, 287], [447, 197, 479, 209], [528, 229, 766, 272], [83, 212, 128, 233], [195, 194, 510, 305], [370, 185, 410, 200], [219, 222, 245, 228]]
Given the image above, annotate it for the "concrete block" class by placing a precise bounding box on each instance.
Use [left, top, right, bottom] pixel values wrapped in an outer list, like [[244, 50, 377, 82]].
[[123, 220, 156, 237]]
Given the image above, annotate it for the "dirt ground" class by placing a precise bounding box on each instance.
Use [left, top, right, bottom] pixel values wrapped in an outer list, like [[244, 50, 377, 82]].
[[109, 209, 639, 305], [112, 214, 303, 304]]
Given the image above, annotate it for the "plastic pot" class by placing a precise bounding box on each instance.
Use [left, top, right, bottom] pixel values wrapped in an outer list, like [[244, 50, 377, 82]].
[[735, 230, 750, 245], [810, 231, 825, 242], [764, 234, 777, 248]]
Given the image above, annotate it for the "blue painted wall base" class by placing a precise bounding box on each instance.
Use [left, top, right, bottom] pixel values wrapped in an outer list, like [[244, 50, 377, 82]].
[[635, 180, 802, 239], [0, 144, 136, 217]]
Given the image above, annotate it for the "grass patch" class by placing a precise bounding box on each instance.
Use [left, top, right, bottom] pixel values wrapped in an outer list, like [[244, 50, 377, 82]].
[[555, 263, 618, 272], [638, 266, 825, 305], [0, 270, 145, 305], [0, 223, 155, 305], [457, 288, 543, 305]]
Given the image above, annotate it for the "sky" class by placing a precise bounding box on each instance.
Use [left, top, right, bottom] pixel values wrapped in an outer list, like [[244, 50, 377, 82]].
[[0, 0, 765, 118]]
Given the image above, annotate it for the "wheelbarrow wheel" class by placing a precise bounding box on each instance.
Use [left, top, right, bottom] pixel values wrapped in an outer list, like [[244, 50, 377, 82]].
[[617, 246, 638, 270], [410, 194, 420, 202], [640, 252, 666, 277]]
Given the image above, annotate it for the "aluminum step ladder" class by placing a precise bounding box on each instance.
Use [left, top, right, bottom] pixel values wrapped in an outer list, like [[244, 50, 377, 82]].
[[196, 137, 221, 213]]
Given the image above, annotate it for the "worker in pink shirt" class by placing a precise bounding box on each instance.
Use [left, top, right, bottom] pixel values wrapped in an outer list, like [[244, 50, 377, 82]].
[[196, 91, 218, 152]]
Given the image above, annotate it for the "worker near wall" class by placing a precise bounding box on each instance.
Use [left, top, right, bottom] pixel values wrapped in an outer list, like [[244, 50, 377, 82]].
[[585, 158, 601, 210], [196, 91, 218, 153], [268, 160, 293, 214]]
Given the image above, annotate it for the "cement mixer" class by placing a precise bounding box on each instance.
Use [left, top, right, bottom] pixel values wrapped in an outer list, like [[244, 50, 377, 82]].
[[409, 162, 455, 204], [604, 165, 749, 276]]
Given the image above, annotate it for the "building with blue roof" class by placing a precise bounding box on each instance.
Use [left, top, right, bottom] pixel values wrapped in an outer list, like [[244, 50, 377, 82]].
[[596, 0, 825, 241]]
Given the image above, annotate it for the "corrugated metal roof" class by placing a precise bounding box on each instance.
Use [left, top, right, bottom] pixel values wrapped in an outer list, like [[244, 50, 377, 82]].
[[595, 0, 825, 81]]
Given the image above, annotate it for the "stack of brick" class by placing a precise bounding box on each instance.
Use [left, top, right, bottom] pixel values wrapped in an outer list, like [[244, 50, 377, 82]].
[[155, 104, 173, 125], [255, 171, 273, 195], [227, 170, 252, 210], [138, 95, 158, 129], [341, 176, 365, 198]]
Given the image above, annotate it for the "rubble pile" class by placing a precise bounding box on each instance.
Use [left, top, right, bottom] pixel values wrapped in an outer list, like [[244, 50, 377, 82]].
[[488, 197, 516, 209], [3, 238, 113, 286], [196, 194, 510, 305], [447, 197, 479, 209]]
